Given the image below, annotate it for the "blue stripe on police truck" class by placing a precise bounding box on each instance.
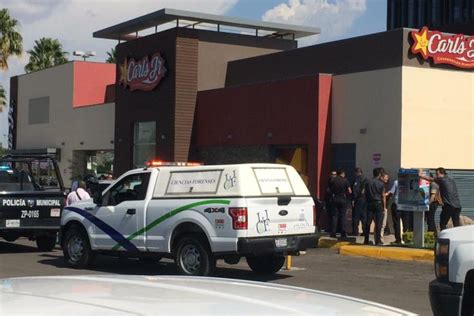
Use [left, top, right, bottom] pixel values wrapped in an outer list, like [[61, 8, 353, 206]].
[[65, 206, 139, 252]]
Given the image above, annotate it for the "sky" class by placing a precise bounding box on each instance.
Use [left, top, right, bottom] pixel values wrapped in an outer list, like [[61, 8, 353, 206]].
[[0, 0, 386, 148]]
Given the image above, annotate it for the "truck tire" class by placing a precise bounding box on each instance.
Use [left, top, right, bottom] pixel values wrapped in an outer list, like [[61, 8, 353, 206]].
[[36, 235, 57, 251], [246, 255, 285, 275], [62, 226, 94, 268], [462, 271, 474, 316], [174, 234, 215, 276]]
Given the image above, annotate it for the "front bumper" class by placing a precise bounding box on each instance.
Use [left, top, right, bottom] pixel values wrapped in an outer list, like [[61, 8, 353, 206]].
[[237, 234, 319, 256], [429, 279, 463, 316], [0, 218, 60, 230]]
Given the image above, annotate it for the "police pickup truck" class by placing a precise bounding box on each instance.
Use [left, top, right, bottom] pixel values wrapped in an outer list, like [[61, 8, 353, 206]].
[[61, 162, 319, 276], [0, 155, 66, 251]]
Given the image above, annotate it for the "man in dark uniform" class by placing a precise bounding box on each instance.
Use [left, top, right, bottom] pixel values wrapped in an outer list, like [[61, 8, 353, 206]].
[[325, 171, 337, 234], [419, 168, 462, 231], [364, 168, 387, 245], [351, 167, 367, 236], [329, 170, 352, 238]]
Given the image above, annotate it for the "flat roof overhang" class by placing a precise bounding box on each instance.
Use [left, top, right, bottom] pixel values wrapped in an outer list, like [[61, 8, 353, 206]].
[[93, 8, 320, 41]]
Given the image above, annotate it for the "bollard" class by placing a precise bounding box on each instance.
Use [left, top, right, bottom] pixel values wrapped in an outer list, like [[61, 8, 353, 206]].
[[285, 255, 292, 270]]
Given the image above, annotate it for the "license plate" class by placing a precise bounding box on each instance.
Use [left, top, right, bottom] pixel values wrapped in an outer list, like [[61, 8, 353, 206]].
[[6, 220, 20, 228], [275, 238, 288, 248], [50, 208, 61, 217]]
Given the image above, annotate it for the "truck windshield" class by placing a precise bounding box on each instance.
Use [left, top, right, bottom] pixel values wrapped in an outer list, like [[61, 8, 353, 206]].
[[0, 158, 61, 191], [0, 163, 36, 191]]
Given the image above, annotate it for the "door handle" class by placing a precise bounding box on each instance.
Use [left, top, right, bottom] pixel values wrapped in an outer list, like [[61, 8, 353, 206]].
[[84, 207, 94, 211], [127, 208, 136, 215]]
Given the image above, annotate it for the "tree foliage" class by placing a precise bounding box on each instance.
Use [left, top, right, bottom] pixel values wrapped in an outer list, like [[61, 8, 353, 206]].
[[0, 8, 21, 138], [0, 8, 23, 70], [106, 47, 116, 64], [25, 37, 68, 73], [0, 84, 5, 113]]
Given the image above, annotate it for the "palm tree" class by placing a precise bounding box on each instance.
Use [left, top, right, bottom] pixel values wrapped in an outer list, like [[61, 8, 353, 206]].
[[0, 9, 23, 113], [106, 47, 116, 63], [25, 37, 68, 73], [0, 8, 23, 70], [0, 85, 5, 113]]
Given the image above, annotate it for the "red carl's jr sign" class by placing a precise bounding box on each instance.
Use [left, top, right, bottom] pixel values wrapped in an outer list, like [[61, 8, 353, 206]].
[[410, 27, 474, 69], [119, 52, 167, 91]]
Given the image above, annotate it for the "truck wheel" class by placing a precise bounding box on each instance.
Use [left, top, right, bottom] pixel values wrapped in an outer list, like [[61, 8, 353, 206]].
[[62, 226, 94, 268], [246, 255, 285, 275], [36, 235, 57, 251], [462, 272, 474, 316], [174, 234, 215, 276]]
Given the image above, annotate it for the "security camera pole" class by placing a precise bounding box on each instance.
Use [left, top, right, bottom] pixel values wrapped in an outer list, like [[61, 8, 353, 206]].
[[73, 50, 96, 61]]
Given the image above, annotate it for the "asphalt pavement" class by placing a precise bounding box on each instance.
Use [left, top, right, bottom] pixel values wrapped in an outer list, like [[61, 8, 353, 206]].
[[0, 239, 434, 315]]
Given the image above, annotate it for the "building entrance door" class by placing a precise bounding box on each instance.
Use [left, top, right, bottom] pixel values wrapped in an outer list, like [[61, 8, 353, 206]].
[[331, 143, 356, 182], [273, 146, 308, 186]]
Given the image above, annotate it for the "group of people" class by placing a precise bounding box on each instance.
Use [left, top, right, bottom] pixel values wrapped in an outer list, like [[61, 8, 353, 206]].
[[325, 167, 462, 245]]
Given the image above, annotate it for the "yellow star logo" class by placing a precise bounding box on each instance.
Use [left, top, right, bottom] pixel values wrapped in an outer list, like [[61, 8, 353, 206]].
[[119, 58, 128, 87], [411, 27, 430, 59]]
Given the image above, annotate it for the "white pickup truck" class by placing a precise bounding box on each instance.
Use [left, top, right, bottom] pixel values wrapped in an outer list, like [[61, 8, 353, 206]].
[[60, 163, 318, 276], [429, 225, 474, 316]]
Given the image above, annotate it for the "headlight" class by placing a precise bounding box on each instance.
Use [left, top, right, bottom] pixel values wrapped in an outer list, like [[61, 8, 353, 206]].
[[435, 239, 449, 281]]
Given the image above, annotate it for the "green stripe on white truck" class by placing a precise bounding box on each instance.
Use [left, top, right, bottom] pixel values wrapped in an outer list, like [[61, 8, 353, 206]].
[[112, 199, 231, 250]]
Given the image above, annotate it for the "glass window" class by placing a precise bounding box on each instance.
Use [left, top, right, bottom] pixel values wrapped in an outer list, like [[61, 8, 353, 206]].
[[408, 0, 416, 27], [418, 0, 426, 26], [253, 168, 294, 195], [133, 121, 156, 168], [432, 0, 441, 25], [165, 170, 222, 195], [28, 97, 49, 125], [0, 158, 60, 191], [453, 0, 463, 22], [103, 172, 150, 206], [30, 159, 60, 190]]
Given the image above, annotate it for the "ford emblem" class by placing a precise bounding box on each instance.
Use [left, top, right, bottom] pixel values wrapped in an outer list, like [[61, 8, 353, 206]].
[[279, 210, 288, 216]]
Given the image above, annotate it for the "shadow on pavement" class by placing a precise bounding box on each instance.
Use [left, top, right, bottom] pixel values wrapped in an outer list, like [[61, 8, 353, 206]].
[[37, 253, 292, 282], [0, 241, 40, 254]]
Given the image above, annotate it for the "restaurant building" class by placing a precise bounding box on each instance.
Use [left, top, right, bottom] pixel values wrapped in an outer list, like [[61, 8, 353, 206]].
[[11, 9, 474, 218], [10, 62, 116, 184]]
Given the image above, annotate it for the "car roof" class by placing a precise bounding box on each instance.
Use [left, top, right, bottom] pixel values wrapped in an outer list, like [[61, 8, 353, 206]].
[[1, 275, 415, 315]]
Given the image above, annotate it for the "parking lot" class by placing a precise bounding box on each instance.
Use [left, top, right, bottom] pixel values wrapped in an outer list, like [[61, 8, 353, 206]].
[[0, 239, 433, 315]]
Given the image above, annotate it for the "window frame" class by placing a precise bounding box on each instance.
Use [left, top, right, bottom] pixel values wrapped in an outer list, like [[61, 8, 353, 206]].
[[102, 172, 151, 206]]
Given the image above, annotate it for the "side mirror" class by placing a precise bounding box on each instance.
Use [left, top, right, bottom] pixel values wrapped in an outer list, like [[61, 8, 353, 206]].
[[93, 191, 102, 206]]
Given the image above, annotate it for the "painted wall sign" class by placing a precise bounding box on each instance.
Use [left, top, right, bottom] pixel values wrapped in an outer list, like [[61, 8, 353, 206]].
[[119, 52, 167, 91], [410, 27, 474, 69], [165, 170, 221, 195], [372, 153, 382, 166], [253, 168, 293, 195]]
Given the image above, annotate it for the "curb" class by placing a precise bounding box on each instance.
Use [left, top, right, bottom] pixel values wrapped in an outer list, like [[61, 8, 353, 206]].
[[339, 244, 434, 263], [318, 238, 352, 249]]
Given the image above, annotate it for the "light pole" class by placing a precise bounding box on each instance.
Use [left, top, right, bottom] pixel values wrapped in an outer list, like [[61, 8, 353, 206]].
[[73, 50, 96, 61]]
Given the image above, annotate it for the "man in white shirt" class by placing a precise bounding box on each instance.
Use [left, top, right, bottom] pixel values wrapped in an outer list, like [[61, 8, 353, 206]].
[[66, 181, 91, 206]]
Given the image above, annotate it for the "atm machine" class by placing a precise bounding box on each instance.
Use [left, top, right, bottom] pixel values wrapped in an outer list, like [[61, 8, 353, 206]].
[[397, 168, 430, 247]]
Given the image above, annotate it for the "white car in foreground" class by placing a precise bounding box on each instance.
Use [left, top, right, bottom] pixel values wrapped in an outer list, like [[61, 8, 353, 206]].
[[0, 275, 415, 315]]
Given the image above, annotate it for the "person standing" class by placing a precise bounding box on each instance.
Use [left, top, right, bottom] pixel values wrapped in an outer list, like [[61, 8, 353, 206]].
[[388, 178, 403, 244], [419, 168, 462, 230], [364, 168, 387, 245], [380, 172, 390, 238], [329, 170, 352, 238], [325, 171, 337, 234], [351, 168, 367, 236], [66, 180, 91, 206], [426, 175, 442, 234]]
